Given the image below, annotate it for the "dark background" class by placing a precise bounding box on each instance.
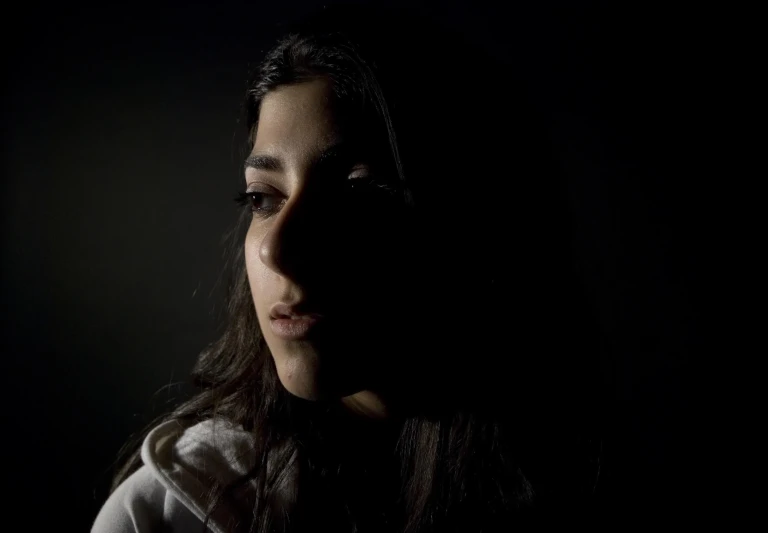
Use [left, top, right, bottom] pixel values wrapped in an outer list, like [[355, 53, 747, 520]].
[[2, 0, 727, 530]]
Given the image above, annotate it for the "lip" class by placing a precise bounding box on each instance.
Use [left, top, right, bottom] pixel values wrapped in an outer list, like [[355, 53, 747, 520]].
[[270, 315, 323, 340], [269, 302, 326, 340], [270, 302, 325, 320]]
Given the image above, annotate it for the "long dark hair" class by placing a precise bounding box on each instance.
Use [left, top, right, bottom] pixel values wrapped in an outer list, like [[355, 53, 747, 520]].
[[111, 4, 605, 532]]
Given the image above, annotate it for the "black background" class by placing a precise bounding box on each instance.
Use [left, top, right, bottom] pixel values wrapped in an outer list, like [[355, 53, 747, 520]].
[[2, 0, 729, 529]]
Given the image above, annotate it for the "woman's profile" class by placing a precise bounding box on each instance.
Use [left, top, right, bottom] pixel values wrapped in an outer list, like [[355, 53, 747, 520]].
[[91, 4, 604, 532]]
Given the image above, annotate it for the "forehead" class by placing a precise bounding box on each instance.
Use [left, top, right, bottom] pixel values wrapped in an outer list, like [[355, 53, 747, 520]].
[[253, 78, 343, 155]]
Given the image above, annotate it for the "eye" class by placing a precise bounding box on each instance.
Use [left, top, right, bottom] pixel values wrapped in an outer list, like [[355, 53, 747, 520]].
[[234, 190, 284, 216]]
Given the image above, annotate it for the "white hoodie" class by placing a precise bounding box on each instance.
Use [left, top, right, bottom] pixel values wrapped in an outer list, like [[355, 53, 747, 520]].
[[91, 418, 260, 533]]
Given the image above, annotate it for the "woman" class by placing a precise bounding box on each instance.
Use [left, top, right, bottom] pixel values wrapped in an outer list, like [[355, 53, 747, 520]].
[[92, 4, 604, 532]]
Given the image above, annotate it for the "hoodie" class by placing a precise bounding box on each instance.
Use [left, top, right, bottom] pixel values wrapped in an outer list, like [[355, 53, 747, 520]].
[[91, 418, 260, 533]]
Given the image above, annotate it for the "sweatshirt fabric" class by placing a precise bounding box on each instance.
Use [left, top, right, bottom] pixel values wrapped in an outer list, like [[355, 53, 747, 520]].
[[91, 418, 259, 533]]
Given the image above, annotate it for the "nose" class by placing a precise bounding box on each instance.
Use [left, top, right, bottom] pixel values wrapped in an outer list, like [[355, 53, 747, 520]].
[[258, 183, 331, 283]]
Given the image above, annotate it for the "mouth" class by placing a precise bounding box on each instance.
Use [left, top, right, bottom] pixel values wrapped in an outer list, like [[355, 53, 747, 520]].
[[270, 301, 326, 321], [269, 315, 323, 340], [268, 300, 329, 340]]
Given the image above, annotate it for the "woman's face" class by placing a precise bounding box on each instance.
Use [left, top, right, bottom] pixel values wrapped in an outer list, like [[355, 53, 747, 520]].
[[244, 77, 416, 411]]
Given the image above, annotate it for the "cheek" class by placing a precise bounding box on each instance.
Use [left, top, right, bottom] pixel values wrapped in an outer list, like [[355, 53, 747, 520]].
[[244, 226, 256, 279]]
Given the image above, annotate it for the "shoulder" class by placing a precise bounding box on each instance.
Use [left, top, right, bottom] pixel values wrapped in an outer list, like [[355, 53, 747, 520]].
[[90, 463, 202, 533], [91, 418, 258, 533]]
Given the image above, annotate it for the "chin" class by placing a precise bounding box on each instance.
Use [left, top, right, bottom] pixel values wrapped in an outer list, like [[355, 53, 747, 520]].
[[280, 379, 326, 401], [273, 352, 366, 402], [272, 353, 319, 399]]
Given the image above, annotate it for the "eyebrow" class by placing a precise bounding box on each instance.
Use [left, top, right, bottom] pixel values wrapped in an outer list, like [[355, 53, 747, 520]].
[[244, 153, 282, 172], [244, 142, 366, 174]]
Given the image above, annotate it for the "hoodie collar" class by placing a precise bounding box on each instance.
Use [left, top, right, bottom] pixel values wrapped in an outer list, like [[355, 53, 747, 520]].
[[140, 418, 259, 533]]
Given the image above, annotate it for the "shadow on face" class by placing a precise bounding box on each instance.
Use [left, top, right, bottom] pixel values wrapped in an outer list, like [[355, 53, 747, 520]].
[[244, 77, 426, 409]]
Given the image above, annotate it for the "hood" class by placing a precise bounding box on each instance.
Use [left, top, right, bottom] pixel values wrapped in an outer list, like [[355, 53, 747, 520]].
[[140, 418, 259, 533]]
